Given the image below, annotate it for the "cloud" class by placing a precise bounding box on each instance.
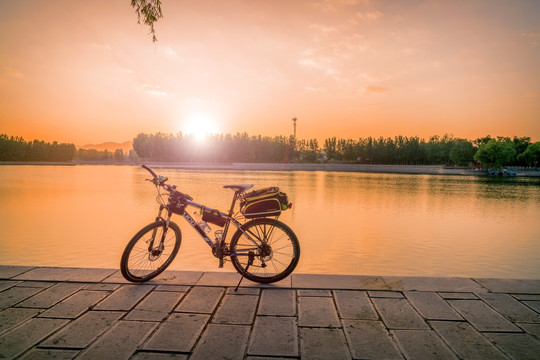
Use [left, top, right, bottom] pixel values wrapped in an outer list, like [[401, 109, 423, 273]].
[[3, 67, 23, 78], [160, 45, 178, 57], [142, 84, 167, 96], [365, 85, 388, 94], [355, 10, 383, 21], [521, 33, 540, 37], [309, 24, 337, 34], [317, 0, 370, 12], [305, 86, 326, 92]]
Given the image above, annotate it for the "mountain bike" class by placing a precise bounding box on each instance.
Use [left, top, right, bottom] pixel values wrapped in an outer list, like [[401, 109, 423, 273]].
[[120, 165, 300, 288]]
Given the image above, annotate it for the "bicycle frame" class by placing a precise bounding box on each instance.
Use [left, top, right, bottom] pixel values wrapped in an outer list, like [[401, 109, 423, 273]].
[[153, 192, 262, 261]]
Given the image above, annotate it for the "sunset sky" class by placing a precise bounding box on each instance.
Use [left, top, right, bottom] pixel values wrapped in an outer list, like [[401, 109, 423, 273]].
[[1, 0, 539, 145]]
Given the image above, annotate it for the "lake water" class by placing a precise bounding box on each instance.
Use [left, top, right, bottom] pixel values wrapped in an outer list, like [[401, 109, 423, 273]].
[[1, 165, 539, 279]]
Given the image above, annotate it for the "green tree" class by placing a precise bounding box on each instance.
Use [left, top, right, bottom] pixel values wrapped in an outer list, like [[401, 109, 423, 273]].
[[131, 0, 163, 42], [517, 142, 540, 167], [474, 139, 517, 169], [449, 139, 475, 166]]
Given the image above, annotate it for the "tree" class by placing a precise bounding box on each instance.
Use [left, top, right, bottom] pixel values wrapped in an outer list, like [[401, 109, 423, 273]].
[[131, 0, 163, 42], [474, 139, 516, 169], [114, 149, 124, 162], [449, 139, 475, 166], [517, 142, 540, 167]]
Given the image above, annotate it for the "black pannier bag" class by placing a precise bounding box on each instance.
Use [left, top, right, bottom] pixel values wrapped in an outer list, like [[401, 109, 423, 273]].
[[202, 208, 227, 227], [168, 194, 187, 215], [240, 187, 291, 219]]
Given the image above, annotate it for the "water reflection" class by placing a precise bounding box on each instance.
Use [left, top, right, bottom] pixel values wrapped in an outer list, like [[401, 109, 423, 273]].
[[0, 165, 539, 279]]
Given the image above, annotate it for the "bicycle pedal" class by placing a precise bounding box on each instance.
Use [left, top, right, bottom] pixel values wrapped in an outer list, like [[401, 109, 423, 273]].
[[218, 258, 224, 268]]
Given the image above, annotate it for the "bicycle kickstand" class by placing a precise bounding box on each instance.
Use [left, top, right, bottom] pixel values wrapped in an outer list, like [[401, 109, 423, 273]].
[[235, 251, 255, 292]]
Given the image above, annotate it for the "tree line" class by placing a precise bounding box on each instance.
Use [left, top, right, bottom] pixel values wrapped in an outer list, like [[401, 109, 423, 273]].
[[0, 134, 76, 162], [0, 134, 128, 162], [133, 132, 540, 168], [2, 132, 539, 168]]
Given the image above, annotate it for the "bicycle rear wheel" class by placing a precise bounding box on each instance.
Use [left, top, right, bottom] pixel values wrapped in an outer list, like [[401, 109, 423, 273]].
[[230, 218, 300, 284], [120, 221, 181, 282]]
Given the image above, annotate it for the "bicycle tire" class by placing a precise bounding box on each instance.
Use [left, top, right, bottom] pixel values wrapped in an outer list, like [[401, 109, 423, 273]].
[[230, 218, 300, 284], [120, 221, 181, 282]]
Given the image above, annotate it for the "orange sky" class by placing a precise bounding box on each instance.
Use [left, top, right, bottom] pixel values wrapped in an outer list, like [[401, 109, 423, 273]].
[[1, 0, 539, 145]]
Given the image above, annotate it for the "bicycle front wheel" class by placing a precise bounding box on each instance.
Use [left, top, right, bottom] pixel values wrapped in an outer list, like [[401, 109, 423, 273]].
[[120, 221, 181, 282], [230, 218, 300, 284]]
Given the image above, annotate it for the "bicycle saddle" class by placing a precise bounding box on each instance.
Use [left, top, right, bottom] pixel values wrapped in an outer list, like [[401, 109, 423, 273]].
[[223, 184, 253, 192]]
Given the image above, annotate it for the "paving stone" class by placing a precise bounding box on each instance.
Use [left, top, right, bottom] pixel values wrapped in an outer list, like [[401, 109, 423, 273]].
[[518, 322, 540, 339], [448, 299, 521, 332], [0, 285, 43, 310], [299, 327, 350, 360], [125, 291, 184, 321], [197, 271, 293, 288], [334, 290, 378, 320], [226, 287, 260, 295], [523, 300, 540, 313], [0, 308, 41, 335], [195, 271, 243, 287], [78, 320, 157, 360], [392, 329, 457, 360], [142, 313, 209, 352], [405, 291, 462, 320], [0, 265, 34, 279], [17, 281, 54, 288], [41, 311, 124, 348], [474, 278, 540, 294], [103, 270, 203, 285], [155, 284, 190, 292], [368, 290, 404, 298], [248, 316, 298, 357], [292, 273, 387, 290], [0, 317, 68, 359], [84, 283, 121, 291], [342, 319, 403, 359], [0, 280, 21, 292], [174, 286, 224, 313], [39, 290, 109, 318], [258, 289, 295, 316], [371, 298, 428, 329], [93, 284, 154, 311], [190, 324, 250, 360], [213, 294, 258, 324], [132, 353, 187, 360], [486, 332, 540, 360], [298, 296, 340, 327], [430, 321, 510, 360], [384, 276, 487, 292], [478, 292, 540, 323], [438, 292, 477, 300], [512, 294, 540, 301], [13, 267, 115, 282], [16, 282, 86, 308], [297, 289, 332, 297], [20, 348, 79, 360]]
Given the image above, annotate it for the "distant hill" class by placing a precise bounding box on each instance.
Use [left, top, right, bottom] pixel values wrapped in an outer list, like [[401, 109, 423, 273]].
[[79, 141, 133, 153]]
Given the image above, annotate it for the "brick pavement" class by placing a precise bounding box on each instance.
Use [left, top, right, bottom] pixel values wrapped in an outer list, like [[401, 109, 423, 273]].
[[1, 266, 539, 359]]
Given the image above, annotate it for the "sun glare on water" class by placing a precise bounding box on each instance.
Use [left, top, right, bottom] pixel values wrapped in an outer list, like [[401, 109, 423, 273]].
[[183, 113, 220, 141]]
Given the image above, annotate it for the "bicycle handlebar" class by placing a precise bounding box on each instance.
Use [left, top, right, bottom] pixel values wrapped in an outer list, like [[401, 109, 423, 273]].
[[142, 164, 158, 179], [141, 164, 194, 201]]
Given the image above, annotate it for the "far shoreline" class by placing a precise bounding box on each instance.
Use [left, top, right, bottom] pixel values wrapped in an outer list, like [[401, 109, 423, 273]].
[[2, 160, 540, 176]]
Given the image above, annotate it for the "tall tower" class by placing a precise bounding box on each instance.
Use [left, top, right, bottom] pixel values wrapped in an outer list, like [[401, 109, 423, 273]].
[[292, 117, 297, 138]]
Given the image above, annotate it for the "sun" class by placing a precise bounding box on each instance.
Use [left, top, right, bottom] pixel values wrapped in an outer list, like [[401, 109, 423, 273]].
[[183, 112, 220, 140]]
